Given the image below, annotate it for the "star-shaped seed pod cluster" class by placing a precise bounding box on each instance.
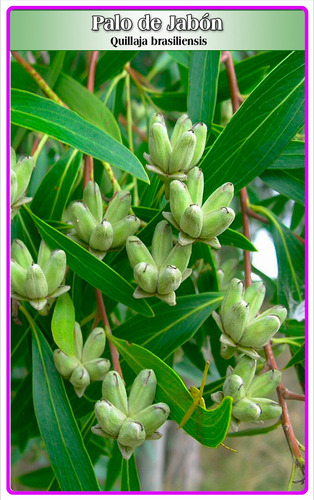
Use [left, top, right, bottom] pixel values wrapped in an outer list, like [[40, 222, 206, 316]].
[[10, 147, 35, 220]]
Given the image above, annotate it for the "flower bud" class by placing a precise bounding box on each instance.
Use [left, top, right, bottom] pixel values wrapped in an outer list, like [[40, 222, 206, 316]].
[[232, 398, 262, 422], [134, 262, 158, 294], [84, 358, 111, 381], [170, 114, 192, 148], [25, 263, 48, 299], [95, 399, 127, 436], [128, 369, 157, 416], [170, 180, 192, 226], [118, 419, 146, 448], [151, 221, 173, 269], [70, 365, 90, 397], [223, 300, 249, 343], [200, 207, 235, 240], [105, 190, 132, 224], [133, 403, 170, 436], [82, 327, 107, 363], [202, 183, 234, 215], [190, 122, 207, 167], [102, 371, 128, 415], [126, 236, 155, 269], [240, 315, 281, 349], [157, 265, 182, 295], [186, 167, 204, 206], [149, 122, 172, 171], [248, 370, 282, 398], [83, 181, 103, 224], [111, 215, 140, 249], [43, 249, 67, 295], [53, 349, 80, 378], [89, 221, 114, 252], [180, 204, 204, 239], [169, 130, 196, 173]]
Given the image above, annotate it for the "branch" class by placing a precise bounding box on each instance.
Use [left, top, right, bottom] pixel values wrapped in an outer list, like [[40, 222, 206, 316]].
[[83, 51, 99, 187]]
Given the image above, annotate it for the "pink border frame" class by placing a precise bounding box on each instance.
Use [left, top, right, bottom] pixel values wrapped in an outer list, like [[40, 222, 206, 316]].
[[6, 4, 309, 495]]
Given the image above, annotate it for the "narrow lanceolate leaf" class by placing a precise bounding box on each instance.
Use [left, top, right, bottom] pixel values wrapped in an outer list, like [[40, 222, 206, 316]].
[[114, 293, 223, 360], [51, 293, 75, 356], [29, 314, 100, 491], [267, 141, 304, 170], [201, 51, 305, 197], [167, 50, 191, 68], [260, 168, 304, 204], [121, 456, 141, 492], [188, 51, 221, 128], [219, 228, 257, 251], [31, 149, 82, 220], [28, 209, 154, 318], [284, 343, 305, 370], [109, 337, 232, 448], [94, 51, 138, 88], [11, 89, 149, 183]]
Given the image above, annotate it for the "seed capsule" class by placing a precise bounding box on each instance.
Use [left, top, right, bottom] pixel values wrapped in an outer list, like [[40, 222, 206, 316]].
[[170, 114, 192, 148], [180, 204, 204, 239], [84, 358, 111, 381], [170, 180, 192, 226], [186, 167, 204, 206], [118, 420, 146, 448], [151, 221, 173, 269], [89, 221, 114, 252], [240, 315, 281, 349], [11, 260, 27, 296], [221, 278, 244, 318], [244, 282, 266, 322], [190, 122, 207, 167], [149, 112, 165, 129], [258, 305, 287, 325], [223, 374, 246, 403], [133, 403, 170, 436], [164, 243, 192, 274], [202, 183, 234, 215], [25, 263, 48, 299], [105, 190, 132, 224], [220, 343, 237, 360], [126, 236, 155, 270], [111, 215, 140, 249], [232, 355, 257, 390], [95, 399, 127, 436], [10, 169, 18, 205], [11, 239, 33, 270], [134, 262, 158, 294], [128, 369, 157, 416], [232, 397, 262, 422], [37, 240, 52, 270], [43, 249, 67, 295], [248, 369, 282, 398], [53, 349, 80, 378], [70, 365, 90, 397], [70, 202, 97, 243], [200, 207, 235, 240], [250, 398, 282, 420], [157, 265, 182, 295], [82, 327, 107, 363], [149, 122, 172, 171], [169, 130, 196, 173], [74, 322, 83, 360], [223, 300, 249, 343], [83, 181, 103, 224], [102, 371, 128, 415], [15, 156, 35, 200]]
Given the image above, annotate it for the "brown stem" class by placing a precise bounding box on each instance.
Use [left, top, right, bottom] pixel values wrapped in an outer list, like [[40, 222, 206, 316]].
[[83, 51, 99, 187], [119, 114, 148, 141], [282, 389, 305, 402]]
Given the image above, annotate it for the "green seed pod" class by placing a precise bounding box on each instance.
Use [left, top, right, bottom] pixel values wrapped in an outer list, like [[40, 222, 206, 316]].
[[186, 167, 204, 206], [82, 327, 107, 363], [84, 358, 111, 381], [250, 398, 282, 420], [190, 122, 207, 167], [157, 265, 182, 295], [95, 399, 127, 436], [25, 263, 48, 299], [89, 221, 114, 252], [232, 355, 257, 390], [134, 262, 158, 294], [220, 343, 237, 360], [169, 130, 196, 173], [164, 243, 192, 274], [232, 397, 262, 422], [240, 315, 281, 349], [11, 147, 17, 169], [126, 236, 155, 270], [70, 365, 90, 397], [15, 156, 35, 200], [202, 182, 234, 215], [118, 419, 146, 448], [10, 169, 18, 204], [223, 374, 246, 403], [83, 181, 103, 224], [37, 240, 52, 270], [133, 403, 170, 436], [102, 371, 128, 415], [53, 349, 80, 378], [151, 221, 173, 269], [200, 207, 235, 240], [11, 260, 27, 296], [244, 282, 266, 322], [70, 202, 97, 243], [149, 112, 165, 129], [111, 215, 140, 249], [170, 114, 192, 148], [248, 369, 282, 398], [258, 305, 287, 325], [180, 204, 204, 239], [223, 300, 249, 344], [11, 239, 33, 270], [105, 190, 132, 224], [128, 369, 157, 416], [149, 122, 172, 171], [43, 249, 67, 295], [169, 180, 192, 226], [221, 278, 244, 318], [74, 322, 83, 360]]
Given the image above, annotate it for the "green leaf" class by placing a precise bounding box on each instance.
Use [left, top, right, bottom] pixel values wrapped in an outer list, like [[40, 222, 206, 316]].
[[31, 149, 82, 220], [17, 467, 54, 489], [167, 50, 191, 68], [28, 209, 153, 318], [149, 91, 187, 112], [94, 51, 138, 88], [105, 441, 122, 491], [188, 51, 220, 128], [267, 141, 304, 169], [51, 293, 75, 356], [11, 89, 149, 183], [108, 336, 232, 447], [121, 456, 141, 492], [228, 420, 281, 437], [27, 310, 100, 491], [201, 51, 305, 197], [12, 206, 40, 259], [284, 343, 305, 369], [219, 228, 258, 251], [260, 168, 304, 204]]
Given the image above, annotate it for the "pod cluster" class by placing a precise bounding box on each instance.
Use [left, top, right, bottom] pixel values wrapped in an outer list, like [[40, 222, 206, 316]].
[[54, 323, 110, 397], [163, 167, 235, 247], [10, 148, 35, 220], [92, 369, 170, 460], [10, 239, 69, 312], [211, 355, 282, 431], [213, 279, 287, 359], [126, 221, 192, 306], [67, 181, 140, 260], [144, 114, 207, 198]]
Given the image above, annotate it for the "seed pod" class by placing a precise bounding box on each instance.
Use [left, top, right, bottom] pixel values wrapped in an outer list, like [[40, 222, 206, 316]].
[[134, 262, 158, 294], [70, 202, 97, 243], [157, 265, 182, 295], [258, 305, 287, 325], [232, 397, 262, 422], [223, 300, 249, 343], [11, 239, 33, 270], [200, 207, 235, 240], [186, 167, 204, 206], [244, 282, 266, 322], [53, 349, 80, 378], [170, 114, 192, 148], [70, 365, 90, 397], [232, 355, 257, 390], [126, 236, 155, 270], [37, 240, 52, 270], [89, 221, 114, 252], [202, 182, 234, 215], [223, 374, 246, 403], [15, 156, 35, 200], [11, 260, 27, 296], [43, 249, 67, 295], [11, 147, 17, 169], [83, 181, 103, 224], [105, 190, 132, 224], [250, 398, 282, 420], [82, 327, 107, 363], [248, 369, 282, 398], [133, 403, 170, 436], [128, 369, 157, 416], [190, 122, 207, 167], [118, 420, 146, 448], [180, 204, 204, 239], [149, 122, 172, 171], [220, 343, 236, 360], [10, 169, 18, 204], [95, 399, 127, 436], [164, 243, 192, 274], [149, 112, 165, 129], [151, 221, 173, 269], [170, 180, 192, 226], [169, 130, 196, 173], [74, 322, 83, 360], [25, 263, 48, 299], [221, 278, 244, 318], [102, 371, 128, 415], [84, 358, 111, 381], [240, 315, 281, 349], [111, 215, 140, 249]]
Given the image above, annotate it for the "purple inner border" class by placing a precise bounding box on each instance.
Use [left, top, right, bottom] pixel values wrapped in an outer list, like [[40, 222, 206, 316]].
[[6, 4, 309, 496]]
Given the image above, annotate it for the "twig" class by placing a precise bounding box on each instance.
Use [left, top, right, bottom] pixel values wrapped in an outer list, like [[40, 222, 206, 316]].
[[83, 51, 99, 187], [282, 389, 305, 402], [102, 162, 121, 193], [119, 114, 148, 142]]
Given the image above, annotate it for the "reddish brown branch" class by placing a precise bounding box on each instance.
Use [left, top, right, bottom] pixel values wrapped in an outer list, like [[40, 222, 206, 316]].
[[282, 389, 305, 402], [83, 51, 99, 187], [119, 114, 148, 141]]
